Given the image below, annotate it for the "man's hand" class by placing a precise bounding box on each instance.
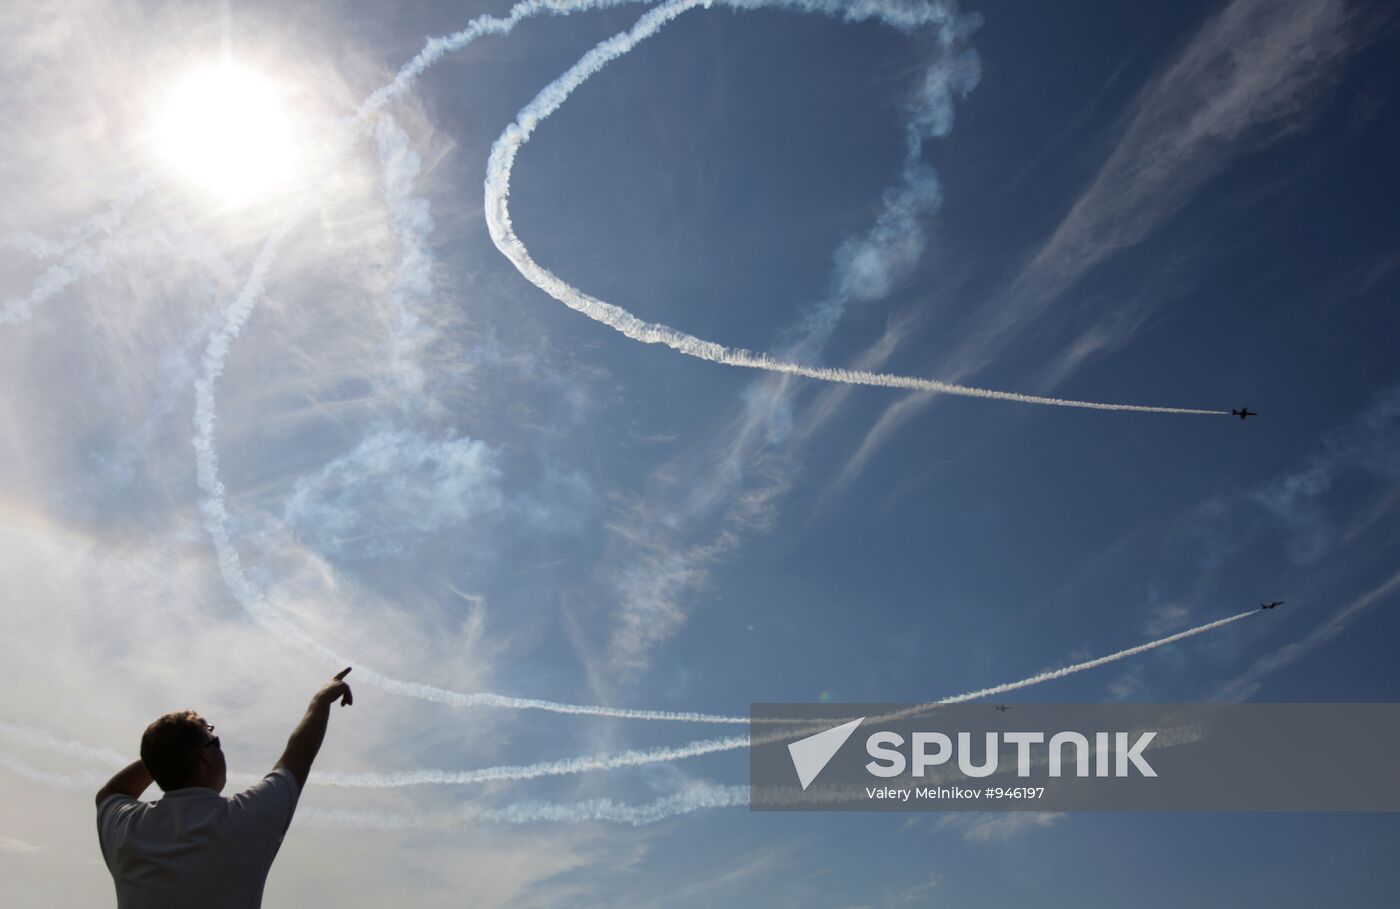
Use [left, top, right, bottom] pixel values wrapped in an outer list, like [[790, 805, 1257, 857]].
[[96, 760, 154, 809], [277, 668, 355, 790], [313, 667, 353, 708]]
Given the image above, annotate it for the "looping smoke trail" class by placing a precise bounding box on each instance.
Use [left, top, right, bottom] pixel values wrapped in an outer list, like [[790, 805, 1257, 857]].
[[482, 1, 1227, 416], [191, 0, 1224, 731]]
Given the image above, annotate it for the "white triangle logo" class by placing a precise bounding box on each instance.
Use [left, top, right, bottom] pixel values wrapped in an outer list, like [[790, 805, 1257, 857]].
[[787, 717, 865, 790]]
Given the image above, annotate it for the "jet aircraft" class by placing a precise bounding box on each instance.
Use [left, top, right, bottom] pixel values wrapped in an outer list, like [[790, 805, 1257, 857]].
[[1232, 407, 1257, 420], [1260, 601, 1283, 610], [995, 704, 1010, 712]]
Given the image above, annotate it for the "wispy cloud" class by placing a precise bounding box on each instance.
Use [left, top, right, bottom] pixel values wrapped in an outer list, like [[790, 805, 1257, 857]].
[[280, 429, 504, 560], [938, 811, 1066, 842], [892, 873, 943, 903], [1249, 383, 1400, 564], [0, 835, 42, 854], [835, 0, 1358, 492], [1144, 602, 1193, 636], [1215, 567, 1400, 702]]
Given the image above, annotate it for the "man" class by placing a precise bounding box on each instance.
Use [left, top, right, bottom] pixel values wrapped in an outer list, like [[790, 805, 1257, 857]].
[[95, 667, 354, 908]]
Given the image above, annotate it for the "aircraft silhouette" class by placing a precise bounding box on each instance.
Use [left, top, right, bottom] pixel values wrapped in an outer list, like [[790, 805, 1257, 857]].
[[1260, 601, 1283, 610], [1232, 407, 1257, 420], [995, 704, 1010, 712]]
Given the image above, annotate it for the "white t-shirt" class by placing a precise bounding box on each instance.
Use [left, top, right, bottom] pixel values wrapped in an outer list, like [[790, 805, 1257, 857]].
[[96, 769, 301, 909]]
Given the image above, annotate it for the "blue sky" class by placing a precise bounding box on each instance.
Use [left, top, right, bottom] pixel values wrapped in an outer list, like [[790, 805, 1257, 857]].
[[2, 0, 1399, 905]]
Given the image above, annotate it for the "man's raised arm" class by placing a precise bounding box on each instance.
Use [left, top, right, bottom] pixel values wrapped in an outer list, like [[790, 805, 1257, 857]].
[[274, 667, 354, 790], [95, 760, 154, 809]]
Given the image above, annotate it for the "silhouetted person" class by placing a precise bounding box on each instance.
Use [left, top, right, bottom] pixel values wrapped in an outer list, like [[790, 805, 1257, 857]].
[[95, 668, 354, 908]]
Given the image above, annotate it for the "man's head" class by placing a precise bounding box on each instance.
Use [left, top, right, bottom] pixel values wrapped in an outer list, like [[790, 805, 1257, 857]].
[[140, 710, 226, 793]]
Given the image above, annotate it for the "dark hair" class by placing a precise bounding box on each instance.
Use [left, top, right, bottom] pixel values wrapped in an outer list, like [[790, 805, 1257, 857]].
[[140, 710, 210, 791]]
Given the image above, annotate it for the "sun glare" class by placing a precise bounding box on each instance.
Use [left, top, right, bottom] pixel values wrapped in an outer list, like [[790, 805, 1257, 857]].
[[152, 64, 299, 205]]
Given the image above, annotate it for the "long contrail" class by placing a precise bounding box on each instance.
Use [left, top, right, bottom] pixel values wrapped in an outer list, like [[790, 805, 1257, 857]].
[[482, 1, 1227, 416], [0, 605, 1260, 812], [313, 607, 1259, 787], [871, 608, 1259, 723]]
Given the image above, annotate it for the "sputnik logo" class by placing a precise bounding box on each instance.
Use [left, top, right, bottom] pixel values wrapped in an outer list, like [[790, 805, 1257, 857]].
[[787, 717, 865, 790]]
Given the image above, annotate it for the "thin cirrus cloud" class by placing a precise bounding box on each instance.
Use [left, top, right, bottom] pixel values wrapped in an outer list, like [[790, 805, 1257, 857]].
[[1248, 383, 1400, 564], [279, 429, 505, 560], [832, 0, 1359, 495]]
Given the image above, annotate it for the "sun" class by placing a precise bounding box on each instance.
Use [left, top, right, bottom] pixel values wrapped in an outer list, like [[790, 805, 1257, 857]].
[[152, 63, 300, 205]]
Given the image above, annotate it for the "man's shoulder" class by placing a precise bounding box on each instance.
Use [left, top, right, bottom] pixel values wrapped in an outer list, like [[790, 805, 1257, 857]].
[[97, 792, 146, 824], [223, 769, 301, 835], [97, 792, 135, 812], [233, 768, 300, 802], [96, 793, 150, 860]]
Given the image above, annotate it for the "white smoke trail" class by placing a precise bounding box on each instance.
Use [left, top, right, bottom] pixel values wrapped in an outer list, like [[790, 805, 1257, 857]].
[[299, 783, 748, 828], [2, 244, 110, 326], [1, 178, 153, 327], [317, 734, 747, 787], [0, 714, 744, 791], [296, 608, 1262, 789], [481, 1, 1227, 416], [0, 745, 746, 826], [0, 720, 128, 766], [0, 750, 107, 790], [1, 177, 150, 260], [869, 608, 1259, 724], [0, 721, 747, 825]]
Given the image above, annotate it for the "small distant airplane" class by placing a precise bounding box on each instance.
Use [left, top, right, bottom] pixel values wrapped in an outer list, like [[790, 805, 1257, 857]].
[[995, 704, 1010, 712], [1260, 600, 1283, 610], [1232, 407, 1258, 420]]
